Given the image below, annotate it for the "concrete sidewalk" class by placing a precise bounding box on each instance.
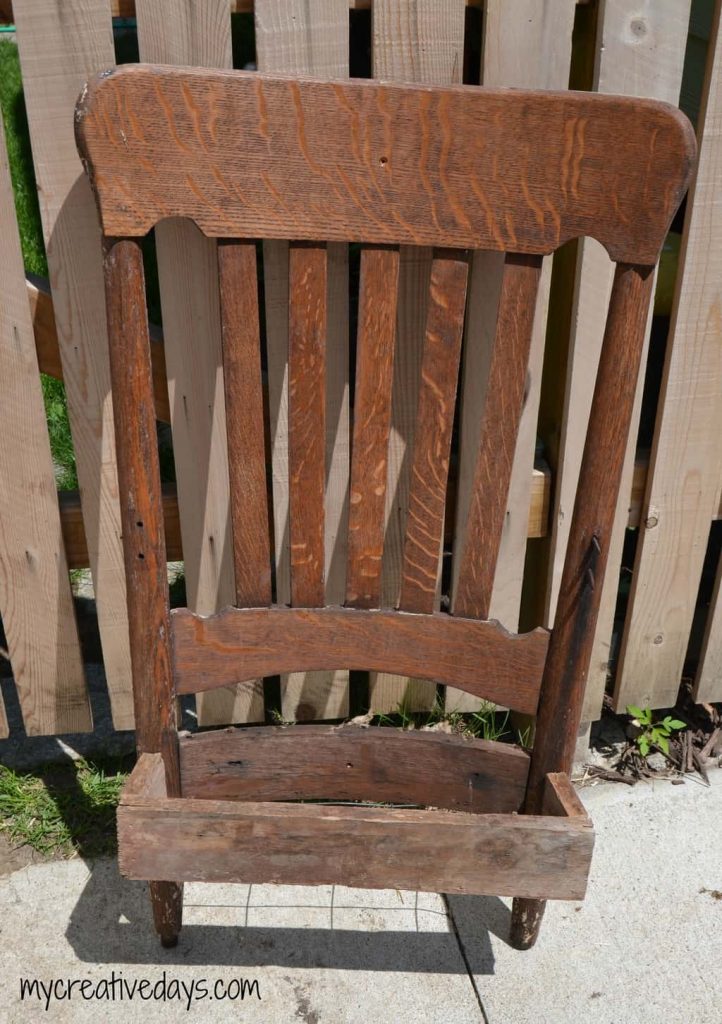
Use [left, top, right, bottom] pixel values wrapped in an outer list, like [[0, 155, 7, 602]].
[[0, 772, 720, 1023]]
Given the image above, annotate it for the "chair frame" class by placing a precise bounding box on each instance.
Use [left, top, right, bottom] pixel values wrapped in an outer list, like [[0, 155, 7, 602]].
[[75, 65, 695, 950]]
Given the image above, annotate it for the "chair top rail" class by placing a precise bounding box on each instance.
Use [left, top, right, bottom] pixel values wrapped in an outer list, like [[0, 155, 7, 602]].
[[76, 65, 696, 263]]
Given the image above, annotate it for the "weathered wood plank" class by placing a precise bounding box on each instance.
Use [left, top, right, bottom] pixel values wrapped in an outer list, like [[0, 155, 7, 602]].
[[170, 605, 549, 715], [449, 2, 575, 717], [454, 255, 543, 620], [135, 0, 263, 727], [77, 68, 695, 264], [15, 0, 133, 728], [179, 724, 530, 813], [217, 241, 272, 607], [0, 114, 90, 736], [346, 246, 399, 608], [616, 2, 722, 712], [255, 0, 350, 721], [119, 755, 593, 900], [370, 0, 466, 714], [399, 251, 468, 613]]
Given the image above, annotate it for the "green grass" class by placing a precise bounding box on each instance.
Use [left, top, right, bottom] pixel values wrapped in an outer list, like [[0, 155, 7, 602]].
[[0, 757, 130, 857], [373, 697, 523, 745], [0, 40, 78, 490]]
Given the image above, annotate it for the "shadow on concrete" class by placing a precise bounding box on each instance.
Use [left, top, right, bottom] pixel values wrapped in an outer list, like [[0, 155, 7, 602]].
[[65, 858, 502, 974]]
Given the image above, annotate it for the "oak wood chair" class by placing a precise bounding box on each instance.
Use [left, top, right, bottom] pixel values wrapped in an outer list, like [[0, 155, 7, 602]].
[[75, 65, 695, 951]]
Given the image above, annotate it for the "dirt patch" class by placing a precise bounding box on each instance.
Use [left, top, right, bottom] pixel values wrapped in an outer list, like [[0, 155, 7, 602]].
[[0, 833, 55, 877]]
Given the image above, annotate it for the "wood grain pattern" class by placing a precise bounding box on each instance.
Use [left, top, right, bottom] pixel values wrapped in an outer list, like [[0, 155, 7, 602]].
[[135, 0, 262, 729], [346, 246, 399, 608], [217, 241, 272, 607], [454, 255, 543, 620], [616, 3, 722, 711], [170, 605, 549, 714], [289, 243, 327, 609], [0, 114, 90, 736], [119, 753, 593, 900], [179, 724, 530, 813], [15, 0, 133, 728], [449, 2, 575, 714], [76, 66, 695, 264], [399, 251, 468, 612], [370, 0, 466, 714], [103, 240, 179, 789], [27, 275, 171, 423], [256, 0, 350, 722]]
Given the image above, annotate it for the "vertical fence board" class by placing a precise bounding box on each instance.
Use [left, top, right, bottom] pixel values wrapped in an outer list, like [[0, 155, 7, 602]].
[[135, 0, 264, 728], [0, 116, 90, 736], [616, 0, 722, 712], [369, 0, 466, 715], [14, 0, 134, 729], [580, 0, 693, 720], [447, 0, 576, 712], [255, 0, 350, 722]]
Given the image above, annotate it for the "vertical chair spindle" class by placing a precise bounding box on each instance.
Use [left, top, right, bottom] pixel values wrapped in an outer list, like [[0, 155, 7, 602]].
[[288, 242, 328, 608], [217, 240, 272, 608], [399, 249, 470, 614], [346, 246, 400, 609], [453, 253, 543, 620]]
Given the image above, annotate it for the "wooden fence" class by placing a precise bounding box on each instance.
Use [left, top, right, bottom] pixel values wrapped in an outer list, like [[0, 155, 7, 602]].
[[0, 0, 721, 742]]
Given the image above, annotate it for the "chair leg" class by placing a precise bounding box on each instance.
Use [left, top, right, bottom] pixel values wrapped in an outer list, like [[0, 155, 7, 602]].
[[150, 880, 183, 947], [510, 897, 546, 950]]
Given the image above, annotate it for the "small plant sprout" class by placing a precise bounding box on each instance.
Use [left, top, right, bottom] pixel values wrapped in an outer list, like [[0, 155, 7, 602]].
[[626, 705, 686, 757]]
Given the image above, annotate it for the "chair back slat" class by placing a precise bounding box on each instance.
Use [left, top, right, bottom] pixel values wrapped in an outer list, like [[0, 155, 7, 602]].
[[453, 253, 542, 620], [288, 241, 327, 607], [217, 240, 272, 607], [399, 250, 469, 614], [346, 246, 400, 609]]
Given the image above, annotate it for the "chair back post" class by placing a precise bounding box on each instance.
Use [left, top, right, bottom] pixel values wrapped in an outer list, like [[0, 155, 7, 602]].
[[103, 236, 180, 797], [523, 262, 655, 813]]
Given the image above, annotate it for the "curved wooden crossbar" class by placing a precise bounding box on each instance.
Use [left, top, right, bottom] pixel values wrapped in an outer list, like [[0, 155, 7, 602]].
[[170, 606, 549, 715], [75, 65, 695, 262], [178, 724, 531, 813]]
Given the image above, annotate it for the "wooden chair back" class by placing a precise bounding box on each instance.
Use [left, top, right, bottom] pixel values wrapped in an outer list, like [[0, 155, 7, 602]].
[[76, 65, 695, 815]]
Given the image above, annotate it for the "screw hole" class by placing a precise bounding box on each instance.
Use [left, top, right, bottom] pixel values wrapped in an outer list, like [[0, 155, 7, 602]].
[[136, 520, 143, 528], [379, 155, 388, 166], [346, 762, 353, 769], [138, 552, 145, 560]]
